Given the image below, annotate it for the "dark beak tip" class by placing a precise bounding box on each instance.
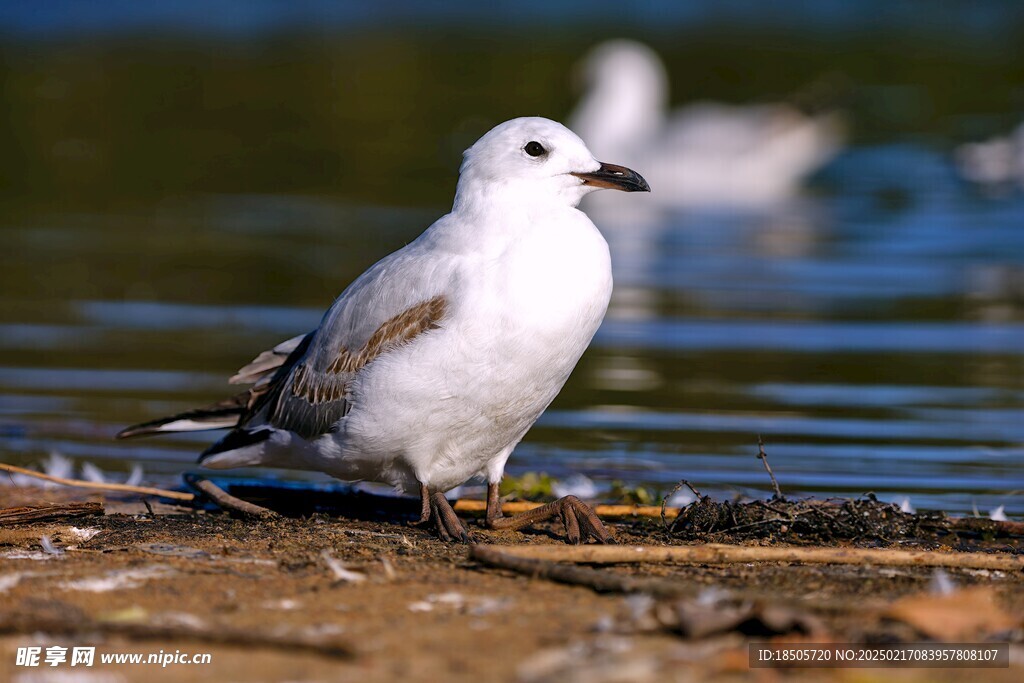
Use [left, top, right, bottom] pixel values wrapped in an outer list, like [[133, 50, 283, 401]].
[[613, 170, 650, 193], [574, 161, 651, 193], [617, 165, 650, 193]]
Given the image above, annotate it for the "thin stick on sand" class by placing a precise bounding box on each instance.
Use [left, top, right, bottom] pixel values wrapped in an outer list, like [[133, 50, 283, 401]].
[[0, 463, 280, 518], [0, 462, 195, 501], [453, 499, 679, 519], [183, 474, 278, 518], [469, 544, 1024, 598], [473, 543, 1024, 573]]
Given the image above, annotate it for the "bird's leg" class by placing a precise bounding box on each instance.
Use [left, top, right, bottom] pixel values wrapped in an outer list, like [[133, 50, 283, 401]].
[[484, 482, 612, 545], [412, 482, 472, 543], [485, 482, 504, 525], [417, 483, 431, 524]]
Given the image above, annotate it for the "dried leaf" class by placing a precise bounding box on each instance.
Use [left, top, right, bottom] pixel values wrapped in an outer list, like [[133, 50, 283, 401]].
[[884, 587, 1020, 641]]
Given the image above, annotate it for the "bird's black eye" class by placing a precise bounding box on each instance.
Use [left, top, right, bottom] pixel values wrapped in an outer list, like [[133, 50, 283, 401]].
[[524, 141, 547, 157]]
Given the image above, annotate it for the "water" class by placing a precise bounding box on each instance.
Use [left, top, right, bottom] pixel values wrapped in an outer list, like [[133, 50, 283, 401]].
[[3, 151, 1022, 516], [1, 19, 1023, 516]]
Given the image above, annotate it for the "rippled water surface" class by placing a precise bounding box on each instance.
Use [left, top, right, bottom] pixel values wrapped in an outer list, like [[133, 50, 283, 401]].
[[3, 151, 1023, 516], [2, 15, 1023, 515]]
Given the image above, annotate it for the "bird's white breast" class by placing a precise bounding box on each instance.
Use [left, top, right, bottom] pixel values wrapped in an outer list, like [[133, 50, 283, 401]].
[[480, 208, 612, 353], [333, 207, 612, 491]]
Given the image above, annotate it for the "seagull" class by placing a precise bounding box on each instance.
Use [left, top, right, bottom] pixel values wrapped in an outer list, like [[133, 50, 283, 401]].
[[117, 117, 649, 543], [570, 39, 843, 208], [955, 121, 1024, 191]]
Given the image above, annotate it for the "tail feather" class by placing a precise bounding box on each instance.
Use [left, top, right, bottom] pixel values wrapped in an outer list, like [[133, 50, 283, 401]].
[[116, 395, 246, 439], [117, 333, 310, 442]]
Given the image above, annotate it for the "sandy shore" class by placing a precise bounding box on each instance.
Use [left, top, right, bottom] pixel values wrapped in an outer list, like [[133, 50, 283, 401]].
[[1, 486, 1021, 682]]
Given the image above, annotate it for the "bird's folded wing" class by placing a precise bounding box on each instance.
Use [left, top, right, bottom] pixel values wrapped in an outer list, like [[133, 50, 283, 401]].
[[244, 247, 456, 440]]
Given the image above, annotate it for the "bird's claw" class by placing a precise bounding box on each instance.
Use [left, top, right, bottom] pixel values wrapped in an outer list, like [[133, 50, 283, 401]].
[[556, 495, 612, 545], [426, 492, 473, 544], [485, 493, 612, 544]]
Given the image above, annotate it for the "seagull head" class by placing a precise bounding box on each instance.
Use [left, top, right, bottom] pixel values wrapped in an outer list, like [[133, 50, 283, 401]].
[[570, 41, 668, 157], [455, 117, 649, 210], [578, 40, 668, 106]]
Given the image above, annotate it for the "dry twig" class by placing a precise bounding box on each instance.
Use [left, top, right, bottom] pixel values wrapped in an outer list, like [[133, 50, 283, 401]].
[[0, 462, 194, 501], [454, 499, 676, 519], [661, 480, 702, 531], [474, 543, 1024, 572], [184, 474, 278, 518], [470, 544, 692, 598], [0, 502, 103, 525]]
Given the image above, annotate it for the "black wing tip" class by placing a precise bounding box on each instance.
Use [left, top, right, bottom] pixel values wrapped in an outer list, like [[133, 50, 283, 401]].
[[115, 419, 172, 440], [115, 425, 148, 440], [114, 400, 248, 442]]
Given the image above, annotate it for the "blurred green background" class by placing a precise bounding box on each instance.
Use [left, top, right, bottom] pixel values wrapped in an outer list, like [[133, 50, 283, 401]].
[[2, 2, 1023, 210]]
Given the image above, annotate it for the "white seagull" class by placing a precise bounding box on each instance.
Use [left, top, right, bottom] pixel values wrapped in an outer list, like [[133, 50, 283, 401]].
[[118, 117, 649, 543], [955, 121, 1024, 191], [570, 39, 843, 208]]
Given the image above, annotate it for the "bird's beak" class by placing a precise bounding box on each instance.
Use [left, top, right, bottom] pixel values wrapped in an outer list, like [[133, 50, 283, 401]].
[[572, 162, 651, 192]]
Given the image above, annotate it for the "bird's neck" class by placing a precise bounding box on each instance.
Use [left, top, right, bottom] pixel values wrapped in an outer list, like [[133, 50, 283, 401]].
[[437, 182, 586, 255], [452, 178, 580, 220]]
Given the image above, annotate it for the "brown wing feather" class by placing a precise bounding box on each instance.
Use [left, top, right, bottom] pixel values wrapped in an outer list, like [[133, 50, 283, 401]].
[[326, 296, 447, 375], [259, 295, 447, 439]]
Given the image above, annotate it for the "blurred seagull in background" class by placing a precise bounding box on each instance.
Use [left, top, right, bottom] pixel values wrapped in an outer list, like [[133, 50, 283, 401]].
[[955, 121, 1024, 192], [117, 117, 649, 543], [570, 39, 844, 209]]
